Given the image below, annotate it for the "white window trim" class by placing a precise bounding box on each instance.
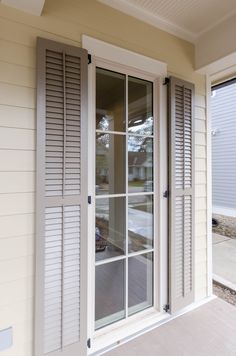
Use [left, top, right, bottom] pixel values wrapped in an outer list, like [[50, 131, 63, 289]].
[[82, 35, 167, 78], [82, 35, 168, 354]]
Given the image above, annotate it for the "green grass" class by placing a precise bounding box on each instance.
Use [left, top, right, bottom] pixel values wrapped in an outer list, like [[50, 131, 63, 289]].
[[128, 180, 144, 187]]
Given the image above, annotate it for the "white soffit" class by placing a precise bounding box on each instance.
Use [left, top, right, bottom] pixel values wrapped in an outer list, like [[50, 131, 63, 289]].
[[1, 0, 45, 15], [82, 35, 167, 77], [98, 0, 236, 43]]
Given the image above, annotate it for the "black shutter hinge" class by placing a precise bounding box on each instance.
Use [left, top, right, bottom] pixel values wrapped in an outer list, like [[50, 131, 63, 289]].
[[88, 54, 92, 64], [163, 304, 170, 312], [163, 77, 170, 85], [88, 196, 92, 204], [87, 338, 91, 348], [163, 190, 169, 198]]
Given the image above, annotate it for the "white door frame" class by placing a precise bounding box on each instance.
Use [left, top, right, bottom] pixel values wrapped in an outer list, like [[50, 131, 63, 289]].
[[83, 35, 168, 353]]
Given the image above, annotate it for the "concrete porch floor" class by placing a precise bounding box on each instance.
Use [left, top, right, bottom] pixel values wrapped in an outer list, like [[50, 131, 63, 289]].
[[104, 298, 236, 356]]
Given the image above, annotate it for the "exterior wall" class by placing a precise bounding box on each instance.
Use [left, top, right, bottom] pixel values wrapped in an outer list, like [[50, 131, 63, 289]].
[[0, 1, 207, 355], [212, 82, 236, 214]]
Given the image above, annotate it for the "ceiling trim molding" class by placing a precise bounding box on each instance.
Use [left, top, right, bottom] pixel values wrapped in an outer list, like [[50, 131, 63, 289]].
[[1, 0, 45, 15], [98, 0, 197, 43]]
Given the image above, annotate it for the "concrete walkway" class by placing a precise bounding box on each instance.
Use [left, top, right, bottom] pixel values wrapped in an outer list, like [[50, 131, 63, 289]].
[[213, 233, 236, 290]]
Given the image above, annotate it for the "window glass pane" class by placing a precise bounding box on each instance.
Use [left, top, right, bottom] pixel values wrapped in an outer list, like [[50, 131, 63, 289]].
[[128, 136, 153, 193], [95, 260, 125, 329], [96, 133, 126, 195], [128, 252, 153, 316], [96, 68, 125, 132], [128, 76, 153, 135], [128, 195, 153, 253], [96, 197, 126, 261]]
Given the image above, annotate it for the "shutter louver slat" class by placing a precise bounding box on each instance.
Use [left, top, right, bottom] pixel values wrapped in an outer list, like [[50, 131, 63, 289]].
[[36, 38, 88, 356], [169, 77, 195, 313]]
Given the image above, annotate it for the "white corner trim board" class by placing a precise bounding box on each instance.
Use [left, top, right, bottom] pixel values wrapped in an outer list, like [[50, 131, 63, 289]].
[[82, 35, 167, 77], [1, 0, 45, 15]]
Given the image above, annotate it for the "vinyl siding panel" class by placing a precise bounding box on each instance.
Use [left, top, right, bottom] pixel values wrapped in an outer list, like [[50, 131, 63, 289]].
[[0, 105, 35, 129], [0, 1, 207, 353], [212, 83, 236, 212], [0, 193, 34, 216], [0, 215, 34, 238], [0, 150, 35, 171], [0, 172, 35, 193], [0, 235, 34, 260]]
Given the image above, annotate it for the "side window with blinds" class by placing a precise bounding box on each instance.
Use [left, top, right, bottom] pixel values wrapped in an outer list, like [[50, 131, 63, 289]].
[[168, 76, 195, 313], [35, 38, 88, 356]]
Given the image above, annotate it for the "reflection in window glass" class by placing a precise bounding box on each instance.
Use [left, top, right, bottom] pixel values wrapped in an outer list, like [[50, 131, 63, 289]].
[[128, 195, 153, 253], [128, 136, 153, 193], [128, 76, 153, 135], [96, 133, 126, 195], [128, 252, 153, 316], [96, 68, 125, 132], [95, 260, 125, 329], [96, 197, 126, 261]]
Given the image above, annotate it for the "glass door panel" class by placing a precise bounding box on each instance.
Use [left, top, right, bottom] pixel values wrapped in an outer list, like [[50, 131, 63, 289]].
[[128, 195, 153, 253], [95, 260, 125, 329], [128, 252, 153, 315], [96, 133, 126, 195], [96, 197, 126, 261], [95, 68, 155, 330], [96, 68, 125, 132], [128, 136, 153, 193], [128, 76, 153, 135]]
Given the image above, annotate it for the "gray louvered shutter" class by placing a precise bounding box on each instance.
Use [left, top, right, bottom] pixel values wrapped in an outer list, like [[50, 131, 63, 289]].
[[35, 38, 88, 356], [168, 76, 195, 313]]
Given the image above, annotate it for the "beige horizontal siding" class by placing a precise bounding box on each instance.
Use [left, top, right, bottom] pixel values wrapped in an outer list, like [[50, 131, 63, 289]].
[[0, 39, 35, 68], [0, 215, 34, 239], [0, 256, 34, 284], [0, 82, 35, 108], [0, 105, 35, 129], [0, 61, 35, 88], [0, 150, 35, 171], [0, 193, 34, 216], [0, 172, 35, 194], [0, 235, 34, 259], [0, 1, 208, 354], [0, 276, 34, 306]]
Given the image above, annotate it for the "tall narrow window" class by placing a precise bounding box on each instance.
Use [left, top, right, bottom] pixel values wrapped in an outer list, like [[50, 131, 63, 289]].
[[95, 68, 155, 329]]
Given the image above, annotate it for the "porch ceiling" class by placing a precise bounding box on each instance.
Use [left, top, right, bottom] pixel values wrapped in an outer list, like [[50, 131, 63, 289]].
[[98, 0, 236, 42], [104, 298, 236, 356]]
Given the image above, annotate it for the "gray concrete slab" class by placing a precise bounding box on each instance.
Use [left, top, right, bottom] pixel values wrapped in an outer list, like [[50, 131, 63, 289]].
[[213, 234, 236, 287], [212, 233, 231, 244]]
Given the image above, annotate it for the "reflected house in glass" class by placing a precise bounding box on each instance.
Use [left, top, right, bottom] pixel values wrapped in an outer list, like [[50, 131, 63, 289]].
[[128, 150, 152, 183], [96, 134, 109, 190]]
